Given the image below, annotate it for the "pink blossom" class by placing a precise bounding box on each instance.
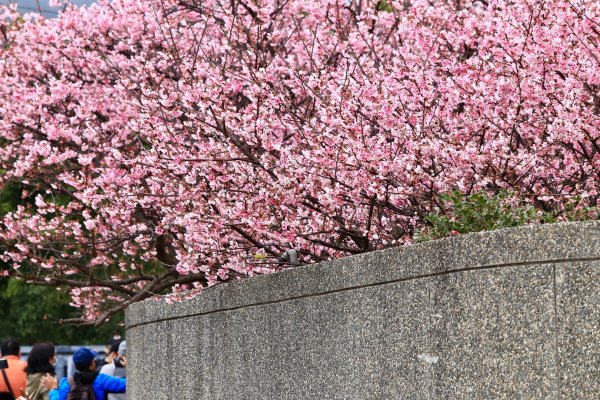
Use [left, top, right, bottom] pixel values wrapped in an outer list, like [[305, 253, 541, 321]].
[[0, 0, 598, 322]]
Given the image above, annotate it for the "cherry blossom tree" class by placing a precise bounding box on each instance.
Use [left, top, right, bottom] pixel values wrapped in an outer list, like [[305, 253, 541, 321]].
[[0, 0, 598, 323]]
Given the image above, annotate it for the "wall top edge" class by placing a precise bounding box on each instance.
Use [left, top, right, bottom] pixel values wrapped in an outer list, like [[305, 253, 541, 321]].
[[125, 221, 600, 329]]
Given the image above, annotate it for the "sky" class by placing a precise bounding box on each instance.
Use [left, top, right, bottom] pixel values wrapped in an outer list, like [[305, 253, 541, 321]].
[[5, 0, 96, 17]]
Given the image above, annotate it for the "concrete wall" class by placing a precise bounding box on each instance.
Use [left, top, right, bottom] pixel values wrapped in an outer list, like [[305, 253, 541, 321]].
[[125, 222, 600, 399]]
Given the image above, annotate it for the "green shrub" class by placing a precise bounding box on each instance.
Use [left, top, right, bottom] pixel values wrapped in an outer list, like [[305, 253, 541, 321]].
[[415, 191, 598, 242]]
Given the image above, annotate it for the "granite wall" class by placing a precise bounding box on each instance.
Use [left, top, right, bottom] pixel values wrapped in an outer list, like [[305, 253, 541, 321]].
[[125, 222, 600, 399]]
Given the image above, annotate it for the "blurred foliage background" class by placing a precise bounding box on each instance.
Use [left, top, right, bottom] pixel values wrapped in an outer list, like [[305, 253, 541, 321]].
[[0, 180, 123, 345], [0, 278, 123, 344]]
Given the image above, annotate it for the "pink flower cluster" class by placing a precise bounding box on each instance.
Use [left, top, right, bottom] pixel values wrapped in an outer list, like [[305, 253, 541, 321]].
[[0, 0, 598, 320]]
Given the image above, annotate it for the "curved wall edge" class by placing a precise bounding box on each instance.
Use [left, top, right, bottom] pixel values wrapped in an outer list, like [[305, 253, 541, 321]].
[[125, 222, 600, 399]]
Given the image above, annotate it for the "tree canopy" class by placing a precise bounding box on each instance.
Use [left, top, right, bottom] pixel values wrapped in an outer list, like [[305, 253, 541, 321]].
[[0, 0, 598, 323]]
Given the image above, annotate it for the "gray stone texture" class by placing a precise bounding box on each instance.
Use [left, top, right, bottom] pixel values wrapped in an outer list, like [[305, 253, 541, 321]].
[[125, 222, 600, 400], [556, 261, 600, 399]]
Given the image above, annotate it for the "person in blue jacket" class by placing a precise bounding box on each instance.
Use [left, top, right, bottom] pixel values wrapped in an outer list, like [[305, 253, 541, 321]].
[[46, 347, 126, 400]]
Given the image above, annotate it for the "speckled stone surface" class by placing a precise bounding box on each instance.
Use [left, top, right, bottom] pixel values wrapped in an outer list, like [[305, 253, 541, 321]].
[[556, 261, 600, 399], [125, 222, 600, 400], [429, 265, 557, 399]]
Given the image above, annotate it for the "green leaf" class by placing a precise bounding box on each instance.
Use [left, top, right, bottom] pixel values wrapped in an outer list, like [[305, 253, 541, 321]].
[[376, 0, 394, 12]]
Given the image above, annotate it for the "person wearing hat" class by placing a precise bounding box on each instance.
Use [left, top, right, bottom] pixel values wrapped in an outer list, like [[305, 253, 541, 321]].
[[99, 341, 126, 400], [96, 335, 122, 371], [44, 348, 125, 400]]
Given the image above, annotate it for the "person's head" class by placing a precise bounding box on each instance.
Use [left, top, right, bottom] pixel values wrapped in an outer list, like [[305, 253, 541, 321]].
[[25, 342, 56, 375], [115, 340, 127, 367], [117, 341, 126, 358], [109, 340, 122, 356], [73, 348, 97, 372], [103, 334, 121, 363], [0, 338, 20, 357], [104, 334, 121, 352]]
